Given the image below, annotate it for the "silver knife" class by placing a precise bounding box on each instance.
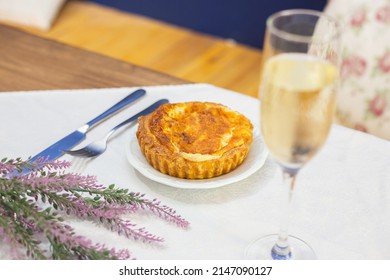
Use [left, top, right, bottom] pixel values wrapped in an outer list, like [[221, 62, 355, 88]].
[[28, 89, 146, 164], [64, 99, 169, 157]]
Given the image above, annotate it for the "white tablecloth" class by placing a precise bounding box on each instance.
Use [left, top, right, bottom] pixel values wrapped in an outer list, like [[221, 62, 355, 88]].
[[1, 84, 389, 260]]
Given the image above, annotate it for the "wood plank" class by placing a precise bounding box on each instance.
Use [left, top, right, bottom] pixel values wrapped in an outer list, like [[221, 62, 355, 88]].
[[0, 25, 185, 91], [12, 1, 262, 97]]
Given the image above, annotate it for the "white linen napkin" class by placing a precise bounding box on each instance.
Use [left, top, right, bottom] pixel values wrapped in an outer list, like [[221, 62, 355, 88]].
[[1, 84, 390, 260]]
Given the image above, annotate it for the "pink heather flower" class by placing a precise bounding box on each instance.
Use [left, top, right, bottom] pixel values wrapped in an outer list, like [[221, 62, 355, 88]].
[[47, 222, 132, 260], [147, 200, 190, 228], [369, 95, 387, 117], [341, 55, 367, 78], [130, 194, 190, 228], [1, 158, 189, 259], [350, 9, 367, 27], [109, 248, 133, 260], [0, 162, 15, 175], [378, 51, 390, 73], [376, 5, 390, 23], [0, 229, 27, 259], [35, 157, 71, 170], [15, 172, 103, 193], [107, 218, 164, 243]]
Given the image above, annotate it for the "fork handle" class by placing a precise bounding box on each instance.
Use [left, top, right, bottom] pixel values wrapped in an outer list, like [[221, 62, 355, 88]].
[[86, 89, 146, 128]]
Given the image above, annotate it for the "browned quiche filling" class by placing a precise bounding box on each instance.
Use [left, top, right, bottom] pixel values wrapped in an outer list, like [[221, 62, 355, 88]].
[[136, 101, 253, 179]]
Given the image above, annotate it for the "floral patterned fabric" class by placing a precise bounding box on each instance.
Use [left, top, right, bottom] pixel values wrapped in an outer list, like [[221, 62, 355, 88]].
[[324, 0, 390, 140]]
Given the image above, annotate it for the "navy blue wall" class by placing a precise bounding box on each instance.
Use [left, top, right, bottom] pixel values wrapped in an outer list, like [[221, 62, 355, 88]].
[[89, 0, 327, 49]]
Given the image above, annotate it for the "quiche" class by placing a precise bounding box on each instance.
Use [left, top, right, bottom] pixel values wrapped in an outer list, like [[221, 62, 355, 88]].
[[136, 101, 253, 179]]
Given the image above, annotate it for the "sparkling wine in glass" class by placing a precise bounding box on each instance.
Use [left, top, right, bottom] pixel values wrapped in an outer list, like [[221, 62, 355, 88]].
[[245, 9, 340, 260]]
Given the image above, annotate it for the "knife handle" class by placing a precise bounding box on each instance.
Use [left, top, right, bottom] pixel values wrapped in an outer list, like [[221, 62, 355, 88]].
[[86, 89, 146, 128], [104, 99, 169, 141], [111, 99, 169, 131]]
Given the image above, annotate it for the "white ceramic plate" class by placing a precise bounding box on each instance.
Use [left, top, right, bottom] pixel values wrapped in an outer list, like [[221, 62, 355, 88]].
[[125, 125, 268, 189]]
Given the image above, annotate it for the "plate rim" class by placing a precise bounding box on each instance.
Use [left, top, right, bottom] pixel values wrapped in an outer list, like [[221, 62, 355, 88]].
[[125, 125, 268, 189]]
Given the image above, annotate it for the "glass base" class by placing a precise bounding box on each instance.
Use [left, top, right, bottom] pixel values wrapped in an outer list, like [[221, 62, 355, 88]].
[[245, 234, 317, 260]]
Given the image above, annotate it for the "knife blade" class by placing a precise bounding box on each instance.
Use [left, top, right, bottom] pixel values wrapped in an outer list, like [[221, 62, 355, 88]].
[[28, 88, 146, 164]]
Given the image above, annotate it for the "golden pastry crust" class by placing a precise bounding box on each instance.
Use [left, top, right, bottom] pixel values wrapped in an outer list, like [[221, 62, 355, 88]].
[[136, 102, 253, 179]]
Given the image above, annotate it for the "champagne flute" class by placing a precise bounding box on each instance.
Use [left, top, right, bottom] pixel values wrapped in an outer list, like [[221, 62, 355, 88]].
[[245, 9, 340, 260]]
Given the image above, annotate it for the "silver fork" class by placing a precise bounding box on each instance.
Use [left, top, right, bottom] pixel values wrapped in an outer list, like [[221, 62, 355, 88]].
[[63, 99, 168, 158], [68, 157, 91, 174]]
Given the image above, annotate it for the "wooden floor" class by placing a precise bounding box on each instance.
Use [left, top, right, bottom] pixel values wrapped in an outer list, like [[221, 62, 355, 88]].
[[12, 1, 262, 97]]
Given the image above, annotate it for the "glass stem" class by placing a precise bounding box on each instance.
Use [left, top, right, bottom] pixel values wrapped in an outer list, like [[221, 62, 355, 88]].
[[271, 168, 298, 260]]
